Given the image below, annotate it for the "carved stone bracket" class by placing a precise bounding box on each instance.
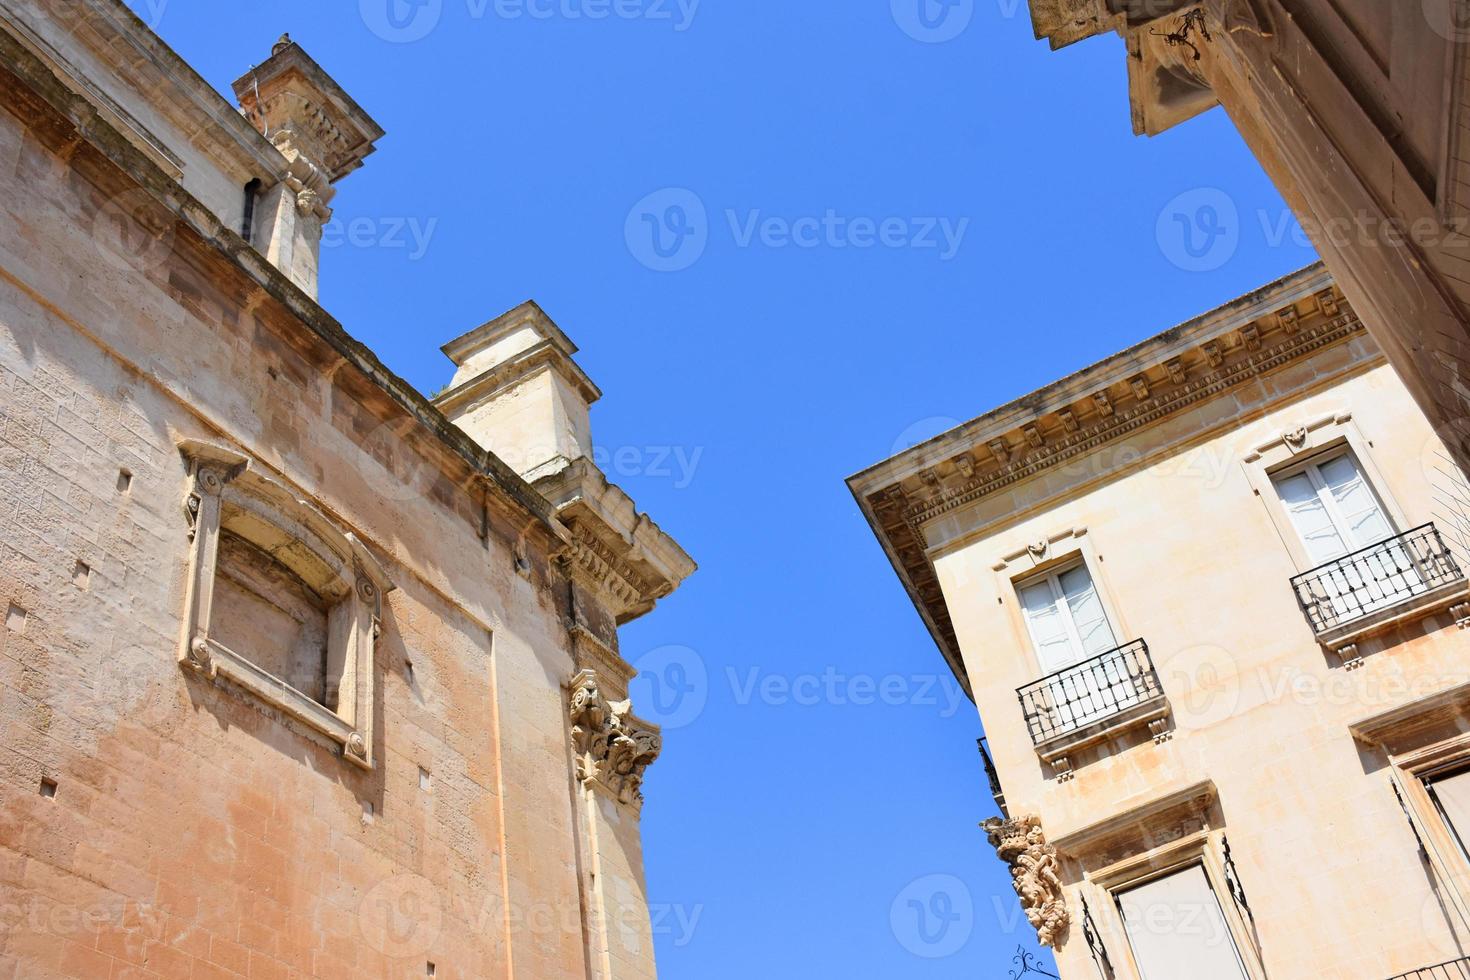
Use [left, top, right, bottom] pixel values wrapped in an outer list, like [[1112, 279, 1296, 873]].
[[981, 815, 1070, 948], [568, 669, 661, 810]]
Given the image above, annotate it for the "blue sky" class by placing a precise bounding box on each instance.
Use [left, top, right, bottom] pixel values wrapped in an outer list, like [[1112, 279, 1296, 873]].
[[139, 1, 1316, 975]]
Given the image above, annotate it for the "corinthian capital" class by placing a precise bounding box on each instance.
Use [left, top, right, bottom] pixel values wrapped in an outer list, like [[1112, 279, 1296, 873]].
[[568, 669, 662, 810]]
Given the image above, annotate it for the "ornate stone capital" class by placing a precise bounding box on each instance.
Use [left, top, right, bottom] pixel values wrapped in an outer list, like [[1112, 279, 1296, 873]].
[[568, 669, 661, 810], [982, 815, 1069, 948]]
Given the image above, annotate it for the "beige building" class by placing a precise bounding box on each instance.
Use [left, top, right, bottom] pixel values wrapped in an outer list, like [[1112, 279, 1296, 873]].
[[852, 264, 1470, 979], [0, 2, 692, 978], [1020, 0, 1470, 506]]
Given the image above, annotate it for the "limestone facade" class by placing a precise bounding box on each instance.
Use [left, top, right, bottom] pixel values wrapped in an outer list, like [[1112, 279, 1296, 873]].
[[1021, 0, 1470, 517], [852, 264, 1470, 978], [0, 2, 692, 977]]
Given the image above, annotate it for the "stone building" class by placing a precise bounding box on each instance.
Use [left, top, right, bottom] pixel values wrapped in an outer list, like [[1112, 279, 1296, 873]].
[[851, 264, 1470, 978], [0, 2, 692, 978], [1020, 0, 1470, 509]]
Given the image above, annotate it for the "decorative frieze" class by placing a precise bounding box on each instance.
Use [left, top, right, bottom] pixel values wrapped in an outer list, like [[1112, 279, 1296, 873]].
[[855, 293, 1366, 672], [982, 815, 1069, 948], [568, 669, 661, 810]]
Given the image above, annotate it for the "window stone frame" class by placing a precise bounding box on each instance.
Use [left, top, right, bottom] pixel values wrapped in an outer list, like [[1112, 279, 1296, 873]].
[[177, 440, 392, 769]]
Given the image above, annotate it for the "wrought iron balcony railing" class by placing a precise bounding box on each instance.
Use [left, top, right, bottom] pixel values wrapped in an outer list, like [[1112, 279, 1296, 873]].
[[1017, 639, 1163, 745], [1289, 523, 1464, 634], [1388, 957, 1470, 979]]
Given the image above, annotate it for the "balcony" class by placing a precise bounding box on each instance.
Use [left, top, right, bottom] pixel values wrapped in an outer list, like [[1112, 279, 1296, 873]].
[[1290, 524, 1469, 655], [1017, 639, 1168, 772], [1389, 957, 1470, 979]]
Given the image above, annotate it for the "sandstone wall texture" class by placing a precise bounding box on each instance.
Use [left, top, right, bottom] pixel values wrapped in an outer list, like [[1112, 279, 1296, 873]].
[[0, 5, 683, 978]]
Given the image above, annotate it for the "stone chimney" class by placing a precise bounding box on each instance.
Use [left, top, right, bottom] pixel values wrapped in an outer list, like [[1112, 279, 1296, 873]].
[[232, 35, 384, 299], [436, 301, 695, 627], [435, 301, 603, 482]]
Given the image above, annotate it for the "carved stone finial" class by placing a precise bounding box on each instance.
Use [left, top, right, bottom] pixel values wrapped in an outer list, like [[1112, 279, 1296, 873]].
[[568, 670, 661, 809], [273, 33, 293, 56], [982, 815, 1070, 949]]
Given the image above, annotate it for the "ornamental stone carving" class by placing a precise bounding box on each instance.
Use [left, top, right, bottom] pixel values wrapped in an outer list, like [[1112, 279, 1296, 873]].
[[568, 669, 661, 809], [982, 815, 1069, 948]]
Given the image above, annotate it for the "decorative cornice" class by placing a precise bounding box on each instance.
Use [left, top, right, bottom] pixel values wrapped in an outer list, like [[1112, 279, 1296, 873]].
[[849, 268, 1373, 691], [901, 306, 1363, 529]]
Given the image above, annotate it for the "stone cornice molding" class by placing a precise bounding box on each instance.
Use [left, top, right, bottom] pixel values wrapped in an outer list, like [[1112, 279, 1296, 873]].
[[541, 458, 697, 624], [0, 26, 568, 544], [0, 1, 284, 184], [434, 339, 602, 417], [231, 39, 384, 185], [849, 265, 1369, 690]]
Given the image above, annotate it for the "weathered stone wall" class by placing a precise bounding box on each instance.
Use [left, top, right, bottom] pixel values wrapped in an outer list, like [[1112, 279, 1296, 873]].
[[934, 342, 1470, 978], [0, 47, 597, 980]]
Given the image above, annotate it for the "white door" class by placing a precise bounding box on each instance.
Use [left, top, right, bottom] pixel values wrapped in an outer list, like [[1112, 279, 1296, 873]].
[[1118, 864, 1250, 980], [1273, 451, 1419, 623], [1018, 564, 1127, 734]]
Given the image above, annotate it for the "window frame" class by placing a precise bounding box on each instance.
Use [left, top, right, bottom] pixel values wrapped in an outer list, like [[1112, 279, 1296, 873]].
[[1351, 688, 1470, 954], [1241, 410, 1411, 575], [1016, 558, 1121, 674], [1083, 829, 1268, 980], [1269, 447, 1399, 562], [178, 440, 393, 769], [992, 527, 1131, 684]]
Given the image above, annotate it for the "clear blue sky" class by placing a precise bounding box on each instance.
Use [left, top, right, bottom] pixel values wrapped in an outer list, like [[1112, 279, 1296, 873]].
[[139, 1, 1315, 975]]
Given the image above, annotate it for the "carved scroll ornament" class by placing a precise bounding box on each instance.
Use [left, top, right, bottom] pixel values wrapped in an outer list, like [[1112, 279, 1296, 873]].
[[982, 815, 1070, 948]]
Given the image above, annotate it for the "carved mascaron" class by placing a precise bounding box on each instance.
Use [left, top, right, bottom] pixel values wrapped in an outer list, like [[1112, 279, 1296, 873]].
[[982, 815, 1070, 948], [568, 670, 661, 810]]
